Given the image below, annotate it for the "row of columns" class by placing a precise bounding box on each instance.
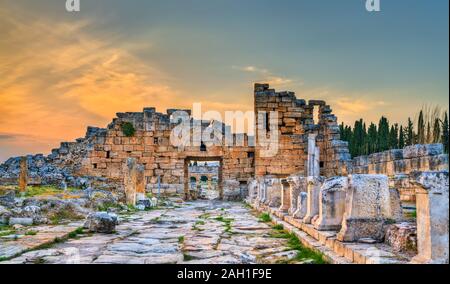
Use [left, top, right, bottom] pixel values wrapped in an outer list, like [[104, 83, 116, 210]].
[[248, 135, 449, 264]]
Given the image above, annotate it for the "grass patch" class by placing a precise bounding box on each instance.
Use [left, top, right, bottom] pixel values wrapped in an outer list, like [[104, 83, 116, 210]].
[[24, 185, 78, 198], [199, 213, 211, 220], [270, 224, 327, 264], [242, 202, 253, 209], [0, 230, 15, 237], [259, 213, 271, 223], [0, 225, 15, 237], [405, 210, 417, 219], [97, 201, 122, 212], [68, 227, 84, 239], [25, 230, 38, 236], [183, 253, 195, 261], [178, 236, 185, 244], [272, 224, 284, 231], [49, 209, 84, 225], [192, 220, 206, 231], [214, 216, 234, 233]]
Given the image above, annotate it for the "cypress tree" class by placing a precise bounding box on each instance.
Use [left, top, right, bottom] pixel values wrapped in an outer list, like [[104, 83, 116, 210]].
[[417, 110, 425, 144], [433, 118, 441, 143], [406, 118, 414, 146], [367, 123, 378, 154], [443, 112, 449, 153], [426, 122, 432, 144], [378, 116, 390, 151], [399, 125, 405, 149]]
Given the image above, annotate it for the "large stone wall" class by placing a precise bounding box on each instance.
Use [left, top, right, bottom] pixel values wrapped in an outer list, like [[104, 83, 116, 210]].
[[349, 144, 448, 201], [254, 83, 351, 178]]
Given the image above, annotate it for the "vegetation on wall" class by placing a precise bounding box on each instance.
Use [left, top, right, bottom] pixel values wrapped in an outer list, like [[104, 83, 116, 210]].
[[121, 122, 136, 137], [340, 106, 449, 158]]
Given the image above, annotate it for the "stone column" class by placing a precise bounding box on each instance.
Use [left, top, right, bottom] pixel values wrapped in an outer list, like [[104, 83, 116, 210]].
[[307, 134, 320, 177], [337, 174, 402, 242], [410, 171, 449, 264], [123, 158, 137, 206], [287, 176, 306, 216], [303, 176, 324, 224], [246, 179, 258, 203], [293, 192, 308, 220], [135, 164, 146, 202], [314, 176, 347, 231], [266, 177, 282, 208], [279, 179, 291, 213], [18, 157, 28, 192]]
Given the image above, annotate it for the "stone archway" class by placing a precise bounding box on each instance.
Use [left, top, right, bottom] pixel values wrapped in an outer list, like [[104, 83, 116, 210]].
[[184, 157, 223, 200]]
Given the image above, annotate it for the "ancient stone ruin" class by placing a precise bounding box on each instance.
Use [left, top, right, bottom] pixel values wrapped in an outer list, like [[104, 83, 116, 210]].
[[0, 83, 448, 264]]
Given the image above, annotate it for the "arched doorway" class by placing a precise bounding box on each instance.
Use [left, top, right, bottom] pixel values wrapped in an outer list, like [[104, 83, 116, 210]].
[[184, 157, 223, 200]]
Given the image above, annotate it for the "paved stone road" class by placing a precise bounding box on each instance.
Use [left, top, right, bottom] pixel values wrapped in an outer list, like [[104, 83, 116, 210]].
[[3, 200, 298, 264]]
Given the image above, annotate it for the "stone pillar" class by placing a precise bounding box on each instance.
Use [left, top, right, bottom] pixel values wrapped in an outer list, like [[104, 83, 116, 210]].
[[135, 164, 146, 202], [314, 176, 347, 231], [123, 158, 137, 206], [287, 176, 306, 216], [18, 157, 28, 192], [337, 174, 402, 242], [303, 176, 324, 224], [246, 179, 258, 203], [307, 134, 320, 177], [410, 171, 449, 264], [293, 192, 308, 220], [279, 179, 290, 213], [266, 177, 282, 208]]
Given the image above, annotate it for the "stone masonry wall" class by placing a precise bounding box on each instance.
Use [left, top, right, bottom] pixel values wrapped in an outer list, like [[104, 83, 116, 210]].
[[349, 144, 448, 201], [254, 83, 351, 178]]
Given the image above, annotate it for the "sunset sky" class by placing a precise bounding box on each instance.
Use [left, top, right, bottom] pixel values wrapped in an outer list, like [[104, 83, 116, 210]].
[[0, 0, 448, 162]]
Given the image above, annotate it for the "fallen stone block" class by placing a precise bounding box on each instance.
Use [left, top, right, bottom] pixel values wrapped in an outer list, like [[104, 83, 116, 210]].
[[385, 222, 417, 255], [9, 217, 33, 226], [84, 212, 118, 234]]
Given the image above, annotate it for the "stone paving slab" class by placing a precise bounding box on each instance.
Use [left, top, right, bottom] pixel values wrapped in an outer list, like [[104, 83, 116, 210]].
[[1, 200, 313, 264], [0, 222, 83, 261]]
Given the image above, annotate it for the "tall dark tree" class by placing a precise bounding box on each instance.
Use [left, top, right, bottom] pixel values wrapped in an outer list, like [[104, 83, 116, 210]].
[[406, 118, 415, 146], [351, 119, 367, 157], [367, 123, 378, 154], [377, 117, 390, 152], [389, 124, 399, 149], [398, 125, 405, 149], [426, 122, 432, 144], [432, 118, 441, 143], [442, 112, 449, 154], [417, 110, 425, 144]]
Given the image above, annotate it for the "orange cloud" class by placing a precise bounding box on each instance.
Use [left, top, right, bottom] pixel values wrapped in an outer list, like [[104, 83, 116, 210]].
[[0, 7, 182, 161]]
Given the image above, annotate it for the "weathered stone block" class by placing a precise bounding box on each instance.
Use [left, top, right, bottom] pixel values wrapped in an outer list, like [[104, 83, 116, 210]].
[[314, 176, 347, 231], [303, 177, 324, 224], [410, 171, 449, 264], [337, 174, 401, 242]]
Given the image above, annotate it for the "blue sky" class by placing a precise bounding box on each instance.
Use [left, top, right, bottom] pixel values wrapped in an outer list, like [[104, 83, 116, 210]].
[[0, 0, 448, 161]]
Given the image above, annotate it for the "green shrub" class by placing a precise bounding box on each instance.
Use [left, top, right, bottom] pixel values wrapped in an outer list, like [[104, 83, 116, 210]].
[[259, 213, 271, 223], [121, 122, 136, 137]]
